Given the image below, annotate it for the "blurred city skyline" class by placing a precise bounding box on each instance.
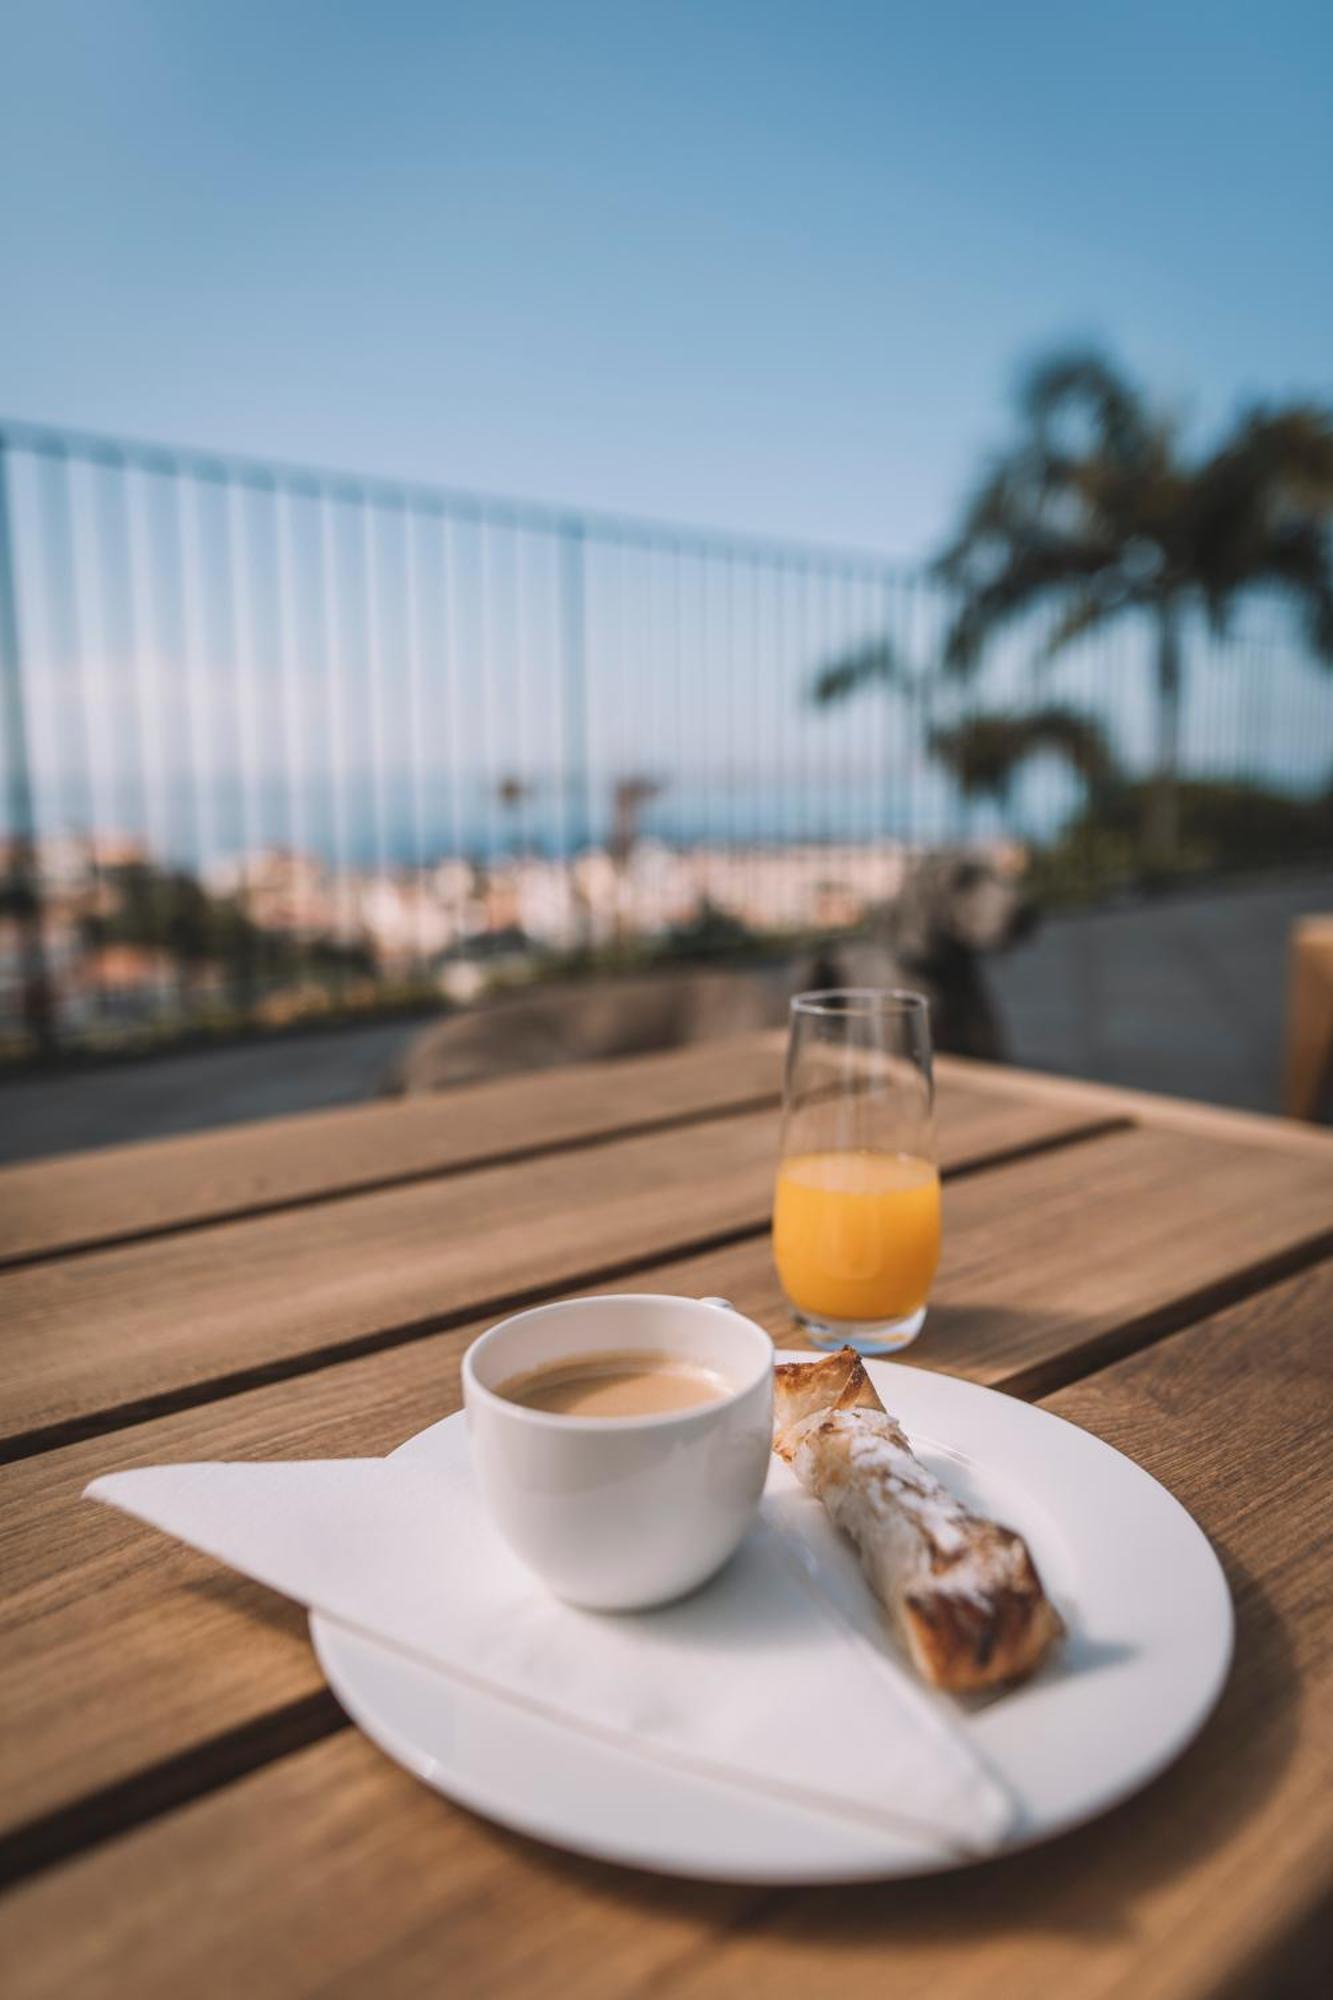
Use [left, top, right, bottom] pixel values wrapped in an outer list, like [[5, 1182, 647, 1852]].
[[3, 1, 1331, 557]]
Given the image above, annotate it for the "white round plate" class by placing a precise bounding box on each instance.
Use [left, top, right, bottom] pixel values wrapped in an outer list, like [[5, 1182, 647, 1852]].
[[311, 1354, 1232, 1883]]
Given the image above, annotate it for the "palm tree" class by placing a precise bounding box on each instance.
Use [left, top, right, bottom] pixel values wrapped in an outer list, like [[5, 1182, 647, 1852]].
[[495, 774, 534, 849], [609, 774, 665, 866], [935, 349, 1333, 858], [607, 774, 665, 943], [928, 706, 1121, 820]]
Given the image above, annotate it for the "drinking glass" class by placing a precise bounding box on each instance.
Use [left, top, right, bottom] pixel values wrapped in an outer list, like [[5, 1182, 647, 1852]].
[[773, 989, 939, 1354]]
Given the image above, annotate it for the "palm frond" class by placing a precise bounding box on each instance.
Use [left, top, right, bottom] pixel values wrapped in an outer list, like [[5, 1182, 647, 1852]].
[[1221, 406, 1333, 508], [1018, 347, 1155, 468], [1190, 405, 1333, 590], [928, 703, 1121, 803], [1037, 582, 1132, 660], [1249, 518, 1333, 663], [811, 637, 906, 706], [941, 532, 1121, 674]]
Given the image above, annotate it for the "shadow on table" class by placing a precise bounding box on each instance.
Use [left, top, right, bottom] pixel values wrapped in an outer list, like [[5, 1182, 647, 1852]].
[[907, 1300, 1103, 1391], [185, 1569, 311, 1644], [476, 1549, 1298, 1963]]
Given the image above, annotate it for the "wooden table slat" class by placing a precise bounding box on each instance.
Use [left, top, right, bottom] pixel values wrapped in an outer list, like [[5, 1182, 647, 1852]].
[[3, 1259, 1329, 2000], [0, 1036, 790, 1267]]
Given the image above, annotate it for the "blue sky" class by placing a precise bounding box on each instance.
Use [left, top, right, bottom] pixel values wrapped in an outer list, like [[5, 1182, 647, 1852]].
[[2, 0, 1330, 559]]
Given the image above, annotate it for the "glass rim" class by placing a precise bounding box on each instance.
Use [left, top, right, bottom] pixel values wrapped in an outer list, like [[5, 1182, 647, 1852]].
[[790, 986, 930, 1019]]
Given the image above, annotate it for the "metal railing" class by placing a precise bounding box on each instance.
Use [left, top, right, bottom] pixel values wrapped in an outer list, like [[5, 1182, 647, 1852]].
[[2, 418, 1330, 1056]]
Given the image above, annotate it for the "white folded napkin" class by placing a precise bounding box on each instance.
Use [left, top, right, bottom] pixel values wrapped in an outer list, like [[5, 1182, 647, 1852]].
[[86, 1447, 1016, 1858]]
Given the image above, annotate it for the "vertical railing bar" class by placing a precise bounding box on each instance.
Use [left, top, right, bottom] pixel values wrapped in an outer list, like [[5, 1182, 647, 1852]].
[[1228, 617, 1242, 789], [906, 569, 922, 854], [837, 558, 849, 849], [361, 498, 390, 990], [0, 443, 57, 1053], [783, 554, 797, 897], [749, 549, 763, 933], [274, 478, 308, 958], [799, 553, 815, 869], [874, 565, 890, 889], [790, 555, 803, 931], [597, 535, 610, 876], [503, 523, 520, 874], [671, 538, 686, 935], [506, 525, 530, 871], [636, 539, 649, 892], [70, 456, 119, 1022], [401, 501, 430, 975], [549, 524, 569, 899], [94, 452, 164, 1023], [845, 561, 860, 862], [607, 534, 624, 937], [216, 476, 251, 1007], [821, 558, 835, 857], [774, 554, 788, 932], [477, 515, 498, 898], [841, 562, 855, 879], [509, 528, 527, 876], [1253, 611, 1266, 785], [653, 539, 665, 871], [315, 487, 353, 993], [739, 550, 752, 930], [723, 547, 737, 918], [829, 562, 843, 867], [90, 455, 147, 870], [816, 560, 824, 856], [617, 534, 630, 925], [224, 475, 264, 1018], [644, 540, 660, 883], [528, 532, 548, 868], [811, 555, 824, 861], [77, 461, 118, 998], [144, 471, 185, 880], [176, 468, 217, 888], [880, 567, 897, 906], [748, 552, 756, 932], [560, 521, 590, 949], [699, 547, 713, 877], [123, 464, 175, 1023], [852, 563, 864, 867], [856, 564, 870, 899], [441, 510, 469, 947]]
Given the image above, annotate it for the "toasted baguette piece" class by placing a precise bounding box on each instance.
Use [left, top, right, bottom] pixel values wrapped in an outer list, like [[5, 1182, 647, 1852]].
[[774, 1349, 1063, 1692]]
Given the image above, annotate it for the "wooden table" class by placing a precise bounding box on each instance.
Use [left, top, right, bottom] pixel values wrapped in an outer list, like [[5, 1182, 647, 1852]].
[[2, 1035, 1331, 1999]]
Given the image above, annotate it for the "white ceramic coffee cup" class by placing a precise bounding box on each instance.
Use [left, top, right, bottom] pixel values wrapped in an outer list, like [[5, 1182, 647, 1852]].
[[462, 1294, 774, 1610]]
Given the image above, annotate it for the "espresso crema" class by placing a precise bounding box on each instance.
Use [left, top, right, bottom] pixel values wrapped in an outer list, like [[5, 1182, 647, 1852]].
[[496, 1349, 728, 1419]]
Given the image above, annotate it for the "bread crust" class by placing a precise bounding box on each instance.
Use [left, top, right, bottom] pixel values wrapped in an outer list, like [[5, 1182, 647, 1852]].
[[774, 1349, 1063, 1691]]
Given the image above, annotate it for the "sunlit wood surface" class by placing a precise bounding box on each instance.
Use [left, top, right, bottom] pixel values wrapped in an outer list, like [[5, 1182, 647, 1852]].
[[1, 1033, 1330, 1998]]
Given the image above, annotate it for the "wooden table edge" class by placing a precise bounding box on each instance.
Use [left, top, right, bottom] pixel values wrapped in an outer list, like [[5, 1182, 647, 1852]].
[[935, 1053, 1333, 1158]]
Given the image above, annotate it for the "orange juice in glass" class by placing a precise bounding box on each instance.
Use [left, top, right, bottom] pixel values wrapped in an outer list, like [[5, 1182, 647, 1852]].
[[774, 990, 938, 1353]]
